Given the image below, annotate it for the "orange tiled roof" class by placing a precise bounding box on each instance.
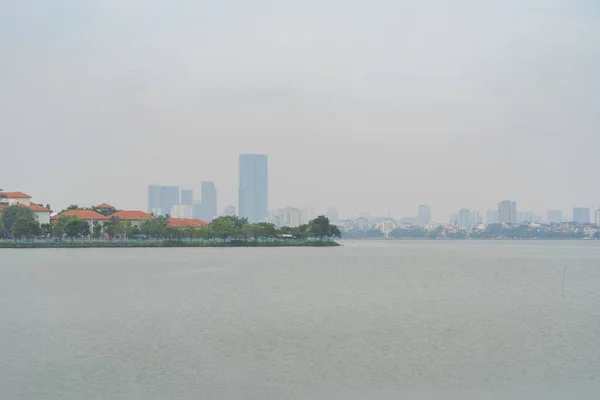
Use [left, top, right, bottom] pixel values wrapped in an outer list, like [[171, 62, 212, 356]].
[[110, 210, 155, 221], [0, 203, 50, 212], [96, 203, 115, 209], [168, 218, 208, 227], [0, 191, 32, 199], [29, 203, 50, 212], [51, 209, 110, 221]]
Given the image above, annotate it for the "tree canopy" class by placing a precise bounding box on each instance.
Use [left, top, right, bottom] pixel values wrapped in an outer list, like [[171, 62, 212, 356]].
[[1, 205, 36, 233]]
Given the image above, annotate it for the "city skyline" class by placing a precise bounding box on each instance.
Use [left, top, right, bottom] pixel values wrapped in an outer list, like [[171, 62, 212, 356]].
[[3, 1, 599, 221]]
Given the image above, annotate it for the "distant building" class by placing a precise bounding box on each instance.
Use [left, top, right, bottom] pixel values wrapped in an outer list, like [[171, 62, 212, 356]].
[[380, 219, 396, 235], [595, 208, 600, 226], [547, 210, 562, 223], [181, 190, 194, 206], [356, 216, 369, 229], [486, 209, 498, 224], [418, 205, 431, 226], [224, 205, 236, 216], [196, 181, 217, 222], [573, 207, 590, 223], [498, 200, 517, 224], [449, 214, 458, 224], [171, 204, 194, 219], [326, 207, 339, 223], [470, 210, 482, 225], [400, 216, 418, 225], [282, 208, 302, 228], [239, 154, 268, 222], [458, 209, 471, 226], [148, 185, 179, 216]]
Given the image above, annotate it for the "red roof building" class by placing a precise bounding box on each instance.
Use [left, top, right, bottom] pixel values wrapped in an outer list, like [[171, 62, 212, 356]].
[[168, 218, 208, 228], [96, 203, 116, 209], [110, 210, 155, 221], [51, 209, 110, 221], [0, 191, 32, 199]]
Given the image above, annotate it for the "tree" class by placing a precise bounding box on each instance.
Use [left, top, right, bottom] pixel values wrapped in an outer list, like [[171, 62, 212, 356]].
[[51, 216, 74, 237], [92, 223, 103, 239], [1, 205, 36, 232], [212, 216, 248, 229], [11, 218, 41, 239], [41, 223, 52, 236], [209, 218, 238, 240], [308, 216, 340, 239], [65, 219, 90, 239]]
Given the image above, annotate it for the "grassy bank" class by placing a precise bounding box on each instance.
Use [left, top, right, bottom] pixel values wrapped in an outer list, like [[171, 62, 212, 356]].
[[0, 240, 340, 248]]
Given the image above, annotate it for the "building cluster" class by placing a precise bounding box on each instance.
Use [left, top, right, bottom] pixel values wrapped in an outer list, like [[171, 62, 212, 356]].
[[338, 201, 600, 238], [0, 186, 207, 236], [148, 154, 269, 224]]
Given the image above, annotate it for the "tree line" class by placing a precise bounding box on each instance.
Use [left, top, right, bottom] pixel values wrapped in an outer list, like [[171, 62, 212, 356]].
[[0, 206, 341, 241]]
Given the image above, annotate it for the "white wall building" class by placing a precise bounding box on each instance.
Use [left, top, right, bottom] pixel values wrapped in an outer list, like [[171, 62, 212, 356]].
[[170, 205, 194, 219]]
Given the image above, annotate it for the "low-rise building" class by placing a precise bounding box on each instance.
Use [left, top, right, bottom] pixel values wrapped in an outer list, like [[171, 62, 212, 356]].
[[168, 218, 208, 228], [109, 210, 155, 227]]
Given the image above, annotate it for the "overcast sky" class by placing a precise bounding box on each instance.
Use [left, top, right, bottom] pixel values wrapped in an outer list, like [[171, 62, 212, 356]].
[[1, 0, 599, 221]]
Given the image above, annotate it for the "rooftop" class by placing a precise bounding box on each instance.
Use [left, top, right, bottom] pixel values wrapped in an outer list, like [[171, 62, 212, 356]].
[[0, 191, 32, 199], [168, 218, 208, 228], [51, 209, 109, 221], [96, 203, 115, 209], [110, 210, 155, 221]]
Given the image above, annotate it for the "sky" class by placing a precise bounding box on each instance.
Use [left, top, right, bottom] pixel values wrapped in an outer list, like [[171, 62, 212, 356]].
[[1, 0, 599, 221]]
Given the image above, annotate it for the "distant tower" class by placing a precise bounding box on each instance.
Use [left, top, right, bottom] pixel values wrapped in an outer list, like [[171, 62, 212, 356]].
[[238, 154, 268, 222], [498, 200, 517, 224], [418, 205, 431, 226], [181, 190, 194, 206], [197, 182, 217, 222]]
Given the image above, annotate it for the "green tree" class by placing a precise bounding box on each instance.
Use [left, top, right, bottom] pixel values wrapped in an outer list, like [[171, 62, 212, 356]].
[[92, 223, 103, 239], [1, 205, 36, 232], [41, 223, 52, 236], [212, 216, 248, 229], [51, 216, 75, 237], [308, 216, 340, 239], [11, 218, 41, 239], [209, 218, 238, 240], [65, 219, 90, 238]]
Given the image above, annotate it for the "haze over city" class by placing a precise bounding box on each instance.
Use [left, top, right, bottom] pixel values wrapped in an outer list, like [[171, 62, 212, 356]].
[[2, 0, 599, 220]]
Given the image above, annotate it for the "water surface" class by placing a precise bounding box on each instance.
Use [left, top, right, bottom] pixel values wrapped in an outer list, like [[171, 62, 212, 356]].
[[1, 241, 600, 399]]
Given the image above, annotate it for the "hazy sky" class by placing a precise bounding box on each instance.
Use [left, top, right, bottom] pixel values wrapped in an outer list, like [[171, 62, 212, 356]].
[[2, 0, 599, 220]]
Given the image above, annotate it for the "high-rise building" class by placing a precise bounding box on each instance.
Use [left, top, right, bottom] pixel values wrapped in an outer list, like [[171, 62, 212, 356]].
[[470, 210, 482, 225], [572, 207, 590, 223], [181, 190, 194, 206], [147, 185, 179, 216], [547, 210, 562, 223], [458, 209, 471, 226], [418, 205, 431, 226], [196, 181, 217, 222], [239, 154, 268, 222], [326, 207, 339, 223], [170, 204, 194, 218], [595, 208, 600, 226], [486, 209, 498, 224], [282, 208, 302, 228], [224, 205, 236, 216], [498, 200, 517, 224]]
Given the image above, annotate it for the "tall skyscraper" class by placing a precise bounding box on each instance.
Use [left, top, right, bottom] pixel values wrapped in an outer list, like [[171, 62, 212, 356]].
[[418, 205, 432, 226], [196, 181, 217, 222], [239, 154, 268, 222], [458, 209, 471, 226], [498, 200, 517, 224], [547, 210, 562, 223], [181, 190, 194, 205], [147, 185, 179, 216], [572, 207, 590, 223], [486, 209, 498, 224]]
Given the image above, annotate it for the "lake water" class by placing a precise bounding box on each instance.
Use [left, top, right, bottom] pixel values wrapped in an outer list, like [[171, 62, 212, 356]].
[[1, 241, 600, 399]]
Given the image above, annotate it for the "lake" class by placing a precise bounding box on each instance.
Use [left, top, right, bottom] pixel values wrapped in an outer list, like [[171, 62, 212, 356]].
[[1, 241, 600, 399]]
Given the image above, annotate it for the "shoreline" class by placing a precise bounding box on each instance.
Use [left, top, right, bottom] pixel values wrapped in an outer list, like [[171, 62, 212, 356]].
[[0, 240, 340, 249]]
